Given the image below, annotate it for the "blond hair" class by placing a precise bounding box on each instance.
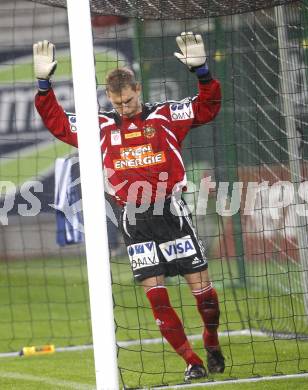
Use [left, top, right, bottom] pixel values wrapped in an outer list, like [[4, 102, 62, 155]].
[[105, 67, 137, 93]]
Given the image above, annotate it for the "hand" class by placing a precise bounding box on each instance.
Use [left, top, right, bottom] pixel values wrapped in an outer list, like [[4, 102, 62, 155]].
[[174, 32, 206, 70], [33, 40, 57, 80]]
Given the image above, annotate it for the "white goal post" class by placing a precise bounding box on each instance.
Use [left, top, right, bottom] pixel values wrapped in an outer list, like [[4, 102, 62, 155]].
[[66, 0, 119, 388]]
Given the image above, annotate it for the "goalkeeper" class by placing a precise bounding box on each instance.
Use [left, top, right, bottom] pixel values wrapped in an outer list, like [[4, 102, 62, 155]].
[[34, 32, 225, 381]]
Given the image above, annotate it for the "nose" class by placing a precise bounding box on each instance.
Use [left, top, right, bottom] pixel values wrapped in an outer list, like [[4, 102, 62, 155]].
[[122, 104, 130, 113]]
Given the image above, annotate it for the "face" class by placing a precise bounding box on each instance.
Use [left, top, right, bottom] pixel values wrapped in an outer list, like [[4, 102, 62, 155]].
[[107, 85, 142, 118]]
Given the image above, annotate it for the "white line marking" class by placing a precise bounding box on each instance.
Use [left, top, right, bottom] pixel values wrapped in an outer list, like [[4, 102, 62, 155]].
[[0, 371, 94, 389], [1, 329, 305, 359], [0, 344, 94, 358], [117, 328, 304, 347], [0, 330, 306, 389], [152, 372, 308, 389]]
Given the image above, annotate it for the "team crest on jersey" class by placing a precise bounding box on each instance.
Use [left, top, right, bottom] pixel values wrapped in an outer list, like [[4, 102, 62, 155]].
[[68, 115, 77, 133], [143, 126, 156, 138], [111, 129, 122, 145]]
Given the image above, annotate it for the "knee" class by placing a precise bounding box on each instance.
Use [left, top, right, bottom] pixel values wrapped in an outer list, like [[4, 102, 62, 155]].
[[146, 286, 171, 310]]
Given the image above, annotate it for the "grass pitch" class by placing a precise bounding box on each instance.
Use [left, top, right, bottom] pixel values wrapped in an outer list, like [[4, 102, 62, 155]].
[[0, 337, 307, 389], [0, 256, 308, 389]]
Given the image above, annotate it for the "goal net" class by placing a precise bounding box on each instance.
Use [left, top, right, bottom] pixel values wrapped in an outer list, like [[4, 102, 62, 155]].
[[0, 0, 307, 387]]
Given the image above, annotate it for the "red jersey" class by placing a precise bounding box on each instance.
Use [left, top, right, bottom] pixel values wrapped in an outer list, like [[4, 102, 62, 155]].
[[35, 79, 221, 205]]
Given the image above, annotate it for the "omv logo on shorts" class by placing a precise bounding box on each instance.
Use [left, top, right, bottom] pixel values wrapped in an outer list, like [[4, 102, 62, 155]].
[[127, 241, 159, 270], [159, 235, 196, 262], [128, 241, 154, 256]]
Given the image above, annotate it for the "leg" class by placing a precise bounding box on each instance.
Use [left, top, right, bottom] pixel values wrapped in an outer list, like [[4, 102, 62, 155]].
[[141, 274, 165, 293], [185, 269, 219, 348], [185, 269, 225, 373], [184, 268, 211, 291], [143, 275, 206, 379]]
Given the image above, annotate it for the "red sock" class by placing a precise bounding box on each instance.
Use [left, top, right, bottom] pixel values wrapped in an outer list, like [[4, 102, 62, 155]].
[[192, 284, 220, 349], [146, 286, 203, 366]]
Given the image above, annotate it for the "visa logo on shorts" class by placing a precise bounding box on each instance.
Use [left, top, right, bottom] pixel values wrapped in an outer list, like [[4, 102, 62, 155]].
[[159, 235, 196, 262], [169, 102, 194, 121], [127, 241, 159, 270]]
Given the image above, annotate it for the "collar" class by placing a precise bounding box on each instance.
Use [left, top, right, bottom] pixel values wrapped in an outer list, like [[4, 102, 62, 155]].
[[101, 104, 159, 126]]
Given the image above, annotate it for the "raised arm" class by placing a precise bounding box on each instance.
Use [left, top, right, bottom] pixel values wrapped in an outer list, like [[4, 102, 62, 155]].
[[172, 32, 221, 140], [33, 40, 78, 147]]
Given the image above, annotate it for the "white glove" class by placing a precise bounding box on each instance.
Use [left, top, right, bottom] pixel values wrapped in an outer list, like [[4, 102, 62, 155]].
[[33, 40, 57, 79], [174, 32, 206, 69]]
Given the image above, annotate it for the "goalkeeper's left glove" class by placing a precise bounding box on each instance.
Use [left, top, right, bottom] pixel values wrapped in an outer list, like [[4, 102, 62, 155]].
[[33, 40, 57, 91], [174, 32, 210, 80]]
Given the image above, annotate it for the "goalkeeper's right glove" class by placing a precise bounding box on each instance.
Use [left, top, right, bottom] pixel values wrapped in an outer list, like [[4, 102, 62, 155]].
[[33, 40, 57, 91]]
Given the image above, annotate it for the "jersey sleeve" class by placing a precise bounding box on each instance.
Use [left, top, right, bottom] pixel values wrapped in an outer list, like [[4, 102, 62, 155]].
[[192, 79, 221, 125], [35, 89, 78, 147], [168, 78, 222, 143]]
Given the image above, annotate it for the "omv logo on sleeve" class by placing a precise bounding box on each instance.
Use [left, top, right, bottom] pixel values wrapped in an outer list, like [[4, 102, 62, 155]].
[[169, 101, 194, 121], [159, 235, 196, 262], [68, 114, 77, 133], [127, 241, 159, 270]]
